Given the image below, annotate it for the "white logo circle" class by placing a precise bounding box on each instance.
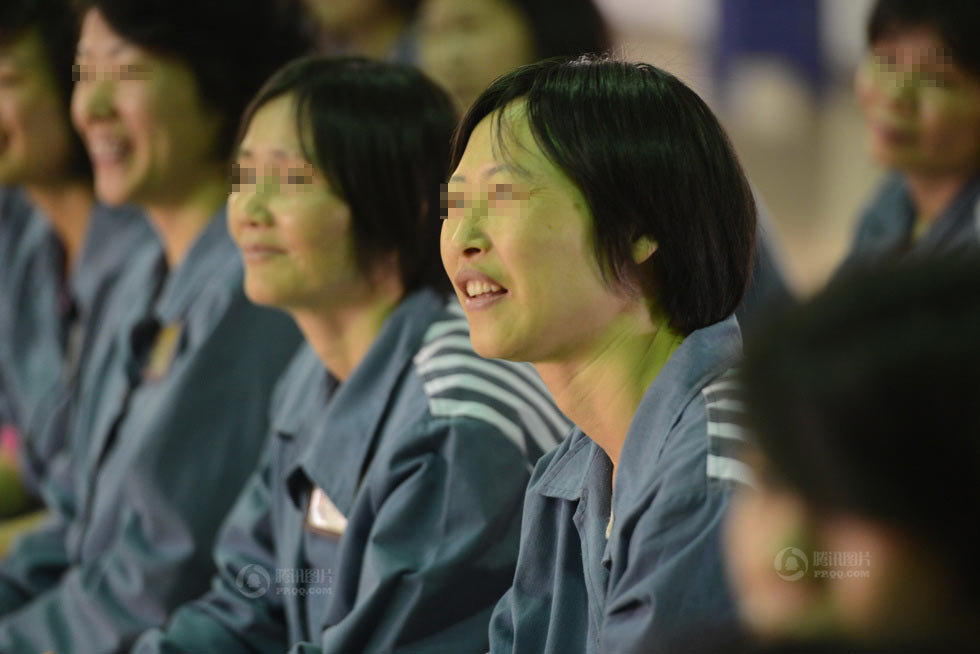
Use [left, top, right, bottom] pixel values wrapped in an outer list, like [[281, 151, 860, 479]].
[[236, 564, 272, 598], [774, 547, 808, 581]]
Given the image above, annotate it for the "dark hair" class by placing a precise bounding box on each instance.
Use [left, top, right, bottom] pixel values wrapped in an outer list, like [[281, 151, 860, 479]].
[[0, 0, 90, 180], [509, 0, 610, 61], [741, 254, 980, 604], [74, 0, 314, 160], [237, 56, 456, 295], [449, 56, 756, 334], [867, 0, 980, 77]]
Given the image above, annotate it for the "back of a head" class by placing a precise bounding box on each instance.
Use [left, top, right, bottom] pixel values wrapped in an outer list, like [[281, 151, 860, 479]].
[[240, 56, 457, 296], [75, 0, 314, 160], [451, 56, 756, 334], [868, 0, 980, 76], [742, 254, 980, 602]]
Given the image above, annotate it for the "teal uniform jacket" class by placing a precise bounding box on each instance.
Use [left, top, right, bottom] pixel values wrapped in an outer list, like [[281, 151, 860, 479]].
[[134, 290, 570, 653], [0, 209, 301, 653], [489, 316, 752, 654], [840, 173, 980, 269], [0, 186, 154, 495]]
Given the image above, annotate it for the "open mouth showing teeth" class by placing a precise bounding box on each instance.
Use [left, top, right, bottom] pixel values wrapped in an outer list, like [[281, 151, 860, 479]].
[[465, 280, 506, 298], [88, 137, 131, 165]]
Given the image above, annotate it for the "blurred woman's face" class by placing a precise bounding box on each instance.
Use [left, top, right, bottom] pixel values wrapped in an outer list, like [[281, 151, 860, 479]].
[[855, 26, 980, 178], [440, 104, 630, 362], [228, 94, 363, 312], [419, 0, 536, 111], [0, 30, 74, 185], [71, 8, 223, 207]]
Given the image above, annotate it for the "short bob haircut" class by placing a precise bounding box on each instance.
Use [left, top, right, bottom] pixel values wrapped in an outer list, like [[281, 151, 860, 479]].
[[867, 0, 980, 77], [73, 0, 313, 160], [741, 253, 980, 607], [237, 56, 457, 296], [449, 56, 756, 334], [0, 0, 89, 180], [508, 0, 610, 61]]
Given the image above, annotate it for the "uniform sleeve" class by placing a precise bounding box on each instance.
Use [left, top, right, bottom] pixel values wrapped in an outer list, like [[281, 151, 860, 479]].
[[133, 444, 287, 654], [0, 444, 78, 616], [316, 417, 530, 654]]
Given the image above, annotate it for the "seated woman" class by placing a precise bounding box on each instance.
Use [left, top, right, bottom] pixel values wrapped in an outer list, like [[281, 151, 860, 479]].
[[729, 254, 980, 650], [420, 0, 793, 329], [0, 0, 151, 523], [135, 56, 568, 653], [441, 56, 756, 653], [0, 1, 310, 651], [841, 0, 980, 267]]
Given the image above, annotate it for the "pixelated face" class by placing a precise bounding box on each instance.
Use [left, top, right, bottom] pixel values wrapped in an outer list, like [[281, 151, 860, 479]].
[[855, 26, 980, 177], [0, 29, 74, 185], [440, 103, 630, 363], [228, 94, 362, 312], [419, 0, 536, 111], [70, 8, 223, 207]]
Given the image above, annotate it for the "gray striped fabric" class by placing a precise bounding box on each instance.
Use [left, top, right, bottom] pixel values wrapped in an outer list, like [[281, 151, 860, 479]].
[[413, 304, 569, 461]]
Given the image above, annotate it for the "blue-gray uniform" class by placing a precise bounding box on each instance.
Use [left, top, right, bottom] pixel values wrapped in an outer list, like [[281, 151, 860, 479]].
[[840, 173, 980, 269], [135, 289, 570, 654], [0, 209, 301, 653], [738, 196, 792, 331], [489, 316, 752, 654], [0, 186, 153, 493]]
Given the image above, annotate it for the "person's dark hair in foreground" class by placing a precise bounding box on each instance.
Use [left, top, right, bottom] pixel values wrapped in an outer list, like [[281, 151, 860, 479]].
[[726, 254, 980, 647]]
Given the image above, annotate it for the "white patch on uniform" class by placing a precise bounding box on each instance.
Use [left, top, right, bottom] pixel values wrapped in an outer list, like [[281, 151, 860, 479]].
[[306, 487, 348, 538]]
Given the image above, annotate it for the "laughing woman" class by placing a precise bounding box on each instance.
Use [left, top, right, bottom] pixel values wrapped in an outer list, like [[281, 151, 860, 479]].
[[441, 57, 757, 653], [0, 0, 152, 521], [0, 1, 309, 651], [135, 56, 567, 654]]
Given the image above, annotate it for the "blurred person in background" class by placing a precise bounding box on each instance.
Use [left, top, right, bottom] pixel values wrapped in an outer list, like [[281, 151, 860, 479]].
[[135, 55, 567, 654], [842, 0, 980, 267], [0, 1, 311, 651], [442, 56, 756, 653], [0, 0, 151, 529], [728, 253, 980, 651], [420, 0, 792, 331], [303, 0, 420, 62]]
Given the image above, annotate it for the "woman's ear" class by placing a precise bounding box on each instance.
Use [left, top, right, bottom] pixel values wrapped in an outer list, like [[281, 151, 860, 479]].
[[631, 235, 658, 264]]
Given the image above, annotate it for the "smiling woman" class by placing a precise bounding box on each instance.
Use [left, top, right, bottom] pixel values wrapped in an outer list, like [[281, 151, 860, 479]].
[[442, 56, 757, 653], [133, 56, 569, 654], [0, 1, 312, 652], [841, 0, 980, 268]]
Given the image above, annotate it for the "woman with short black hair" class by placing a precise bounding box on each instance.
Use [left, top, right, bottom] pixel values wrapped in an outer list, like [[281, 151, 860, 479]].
[[0, 1, 310, 650], [135, 55, 567, 654], [441, 55, 756, 653], [842, 0, 980, 267]]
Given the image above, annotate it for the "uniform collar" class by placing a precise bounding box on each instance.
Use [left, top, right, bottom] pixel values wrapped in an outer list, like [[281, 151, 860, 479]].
[[534, 315, 742, 505], [154, 206, 238, 323], [287, 289, 446, 512]]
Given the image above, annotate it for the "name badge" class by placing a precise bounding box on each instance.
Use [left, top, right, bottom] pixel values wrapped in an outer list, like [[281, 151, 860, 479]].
[[143, 322, 183, 382], [306, 486, 348, 539]]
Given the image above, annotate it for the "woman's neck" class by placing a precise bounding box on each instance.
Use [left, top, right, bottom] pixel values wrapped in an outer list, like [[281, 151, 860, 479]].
[[534, 300, 679, 476], [145, 171, 229, 268], [291, 275, 405, 382], [25, 179, 95, 276], [905, 170, 974, 228]]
